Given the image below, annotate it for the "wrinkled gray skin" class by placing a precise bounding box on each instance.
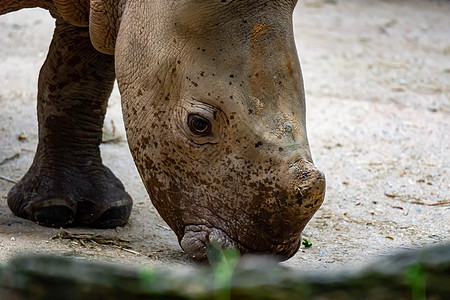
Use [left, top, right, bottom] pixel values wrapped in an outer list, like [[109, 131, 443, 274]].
[[2, 0, 325, 262]]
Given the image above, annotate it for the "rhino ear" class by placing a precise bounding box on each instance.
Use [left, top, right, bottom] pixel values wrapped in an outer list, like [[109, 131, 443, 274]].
[[89, 0, 125, 55], [53, 0, 90, 26]]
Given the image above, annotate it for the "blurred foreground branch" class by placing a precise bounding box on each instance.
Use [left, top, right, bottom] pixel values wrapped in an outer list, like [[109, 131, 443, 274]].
[[0, 243, 449, 299]]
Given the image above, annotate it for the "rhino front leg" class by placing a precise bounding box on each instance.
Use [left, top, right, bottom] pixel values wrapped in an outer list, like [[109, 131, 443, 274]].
[[7, 18, 132, 228]]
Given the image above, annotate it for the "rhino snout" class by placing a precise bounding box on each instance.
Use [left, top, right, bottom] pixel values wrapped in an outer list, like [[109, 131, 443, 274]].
[[246, 160, 326, 259], [179, 161, 326, 263]]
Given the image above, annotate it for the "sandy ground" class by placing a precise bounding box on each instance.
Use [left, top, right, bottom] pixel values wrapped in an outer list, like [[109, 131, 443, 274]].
[[0, 0, 449, 271]]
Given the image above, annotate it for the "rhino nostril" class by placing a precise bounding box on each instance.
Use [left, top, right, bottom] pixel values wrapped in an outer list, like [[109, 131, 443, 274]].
[[292, 168, 326, 208], [296, 188, 304, 205]]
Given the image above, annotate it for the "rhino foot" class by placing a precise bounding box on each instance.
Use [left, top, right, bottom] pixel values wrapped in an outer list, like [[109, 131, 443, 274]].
[[7, 164, 132, 229], [5, 19, 132, 229]]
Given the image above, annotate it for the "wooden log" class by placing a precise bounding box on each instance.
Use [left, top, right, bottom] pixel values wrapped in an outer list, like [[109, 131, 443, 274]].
[[0, 243, 449, 299]]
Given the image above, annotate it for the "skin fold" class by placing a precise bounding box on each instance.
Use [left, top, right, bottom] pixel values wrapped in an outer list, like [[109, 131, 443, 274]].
[[2, 0, 325, 262]]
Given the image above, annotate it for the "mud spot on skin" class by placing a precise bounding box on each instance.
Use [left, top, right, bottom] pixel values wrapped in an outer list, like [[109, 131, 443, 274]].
[[251, 23, 269, 43]]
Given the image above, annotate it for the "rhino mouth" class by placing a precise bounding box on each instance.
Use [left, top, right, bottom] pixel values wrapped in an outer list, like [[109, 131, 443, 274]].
[[180, 224, 301, 263]]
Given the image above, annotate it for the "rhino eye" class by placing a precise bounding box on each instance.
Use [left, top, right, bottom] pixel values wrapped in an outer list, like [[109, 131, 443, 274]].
[[188, 114, 211, 135]]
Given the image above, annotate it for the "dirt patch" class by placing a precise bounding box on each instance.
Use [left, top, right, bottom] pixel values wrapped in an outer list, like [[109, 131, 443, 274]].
[[1, 0, 449, 271]]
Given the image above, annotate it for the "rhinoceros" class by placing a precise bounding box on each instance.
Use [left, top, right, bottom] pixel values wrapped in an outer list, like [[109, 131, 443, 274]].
[[1, 0, 325, 262]]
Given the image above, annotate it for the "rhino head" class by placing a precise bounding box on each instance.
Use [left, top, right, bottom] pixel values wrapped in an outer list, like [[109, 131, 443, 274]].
[[90, 0, 325, 262]]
